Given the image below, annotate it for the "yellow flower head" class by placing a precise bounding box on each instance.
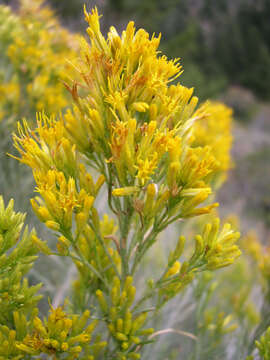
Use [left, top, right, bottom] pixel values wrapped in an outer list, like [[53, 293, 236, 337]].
[[191, 101, 233, 185]]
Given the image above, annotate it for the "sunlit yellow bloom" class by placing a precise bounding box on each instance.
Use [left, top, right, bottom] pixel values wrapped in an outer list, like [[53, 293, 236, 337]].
[[191, 101, 233, 184], [31, 169, 94, 231], [135, 153, 158, 185], [16, 305, 101, 357]]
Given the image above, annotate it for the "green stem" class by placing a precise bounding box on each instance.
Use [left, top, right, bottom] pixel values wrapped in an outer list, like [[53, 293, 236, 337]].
[[133, 289, 158, 312], [70, 245, 108, 288], [156, 213, 183, 233], [131, 229, 159, 275], [61, 228, 110, 289], [127, 227, 144, 260], [119, 197, 133, 278], [89, 222, 121, 280]]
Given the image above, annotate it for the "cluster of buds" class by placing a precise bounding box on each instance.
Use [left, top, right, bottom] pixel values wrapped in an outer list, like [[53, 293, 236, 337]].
[[0, 305, 106, 359], [96, 276, 153, 359], [0, 197, 42, 326], [31, 169, 95, 233], [153, 219, 241, 305], [190, 218, 241, 270], [17, 305, 106, 359]]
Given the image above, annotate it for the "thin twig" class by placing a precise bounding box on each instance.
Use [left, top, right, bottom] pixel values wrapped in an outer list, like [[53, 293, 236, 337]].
[[149, 328, 197, 341], [104, 234, 120, 253], [89, 223, 121, 279]]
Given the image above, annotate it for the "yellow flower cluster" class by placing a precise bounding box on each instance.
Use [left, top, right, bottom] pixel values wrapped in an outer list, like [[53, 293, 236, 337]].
[[13, 115, 77, 176], [0, 0, 78, 125], [12, 114, 122, 295], [191, 218, 241, 270], [55, 8, 235, 237], [10, 5, 242, 358], [13, 116, 105, 234], [0, 305, 105, 360], [32, 169, 95, 232], [155, 218, 241, 305], [12, 7, 237, 245], [191, 101, 233, 185]]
